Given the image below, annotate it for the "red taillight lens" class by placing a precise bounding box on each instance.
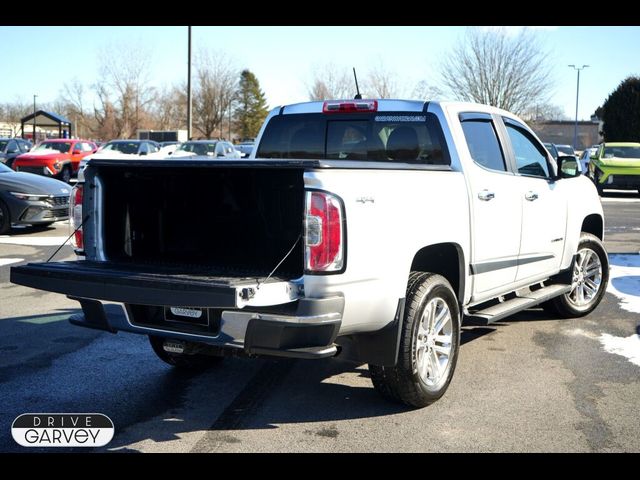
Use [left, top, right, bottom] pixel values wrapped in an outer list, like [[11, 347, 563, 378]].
[[305, 191, 344, 272], [70, 185, 83, 252], [322, 100, 378, 114]]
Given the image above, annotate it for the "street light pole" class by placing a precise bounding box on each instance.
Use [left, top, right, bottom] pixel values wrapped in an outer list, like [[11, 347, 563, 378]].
[[568, 64, 589, 150], [33, 94, 37, 143], [187, 26, 192, 141]]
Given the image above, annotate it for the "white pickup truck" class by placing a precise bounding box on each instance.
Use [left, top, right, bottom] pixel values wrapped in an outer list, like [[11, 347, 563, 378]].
[[11, 99, 609, 407]]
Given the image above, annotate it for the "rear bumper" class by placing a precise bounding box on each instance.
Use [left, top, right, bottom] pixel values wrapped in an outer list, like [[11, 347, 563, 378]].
[[71, 296, 344, 359], [10, 261, 344, 359]]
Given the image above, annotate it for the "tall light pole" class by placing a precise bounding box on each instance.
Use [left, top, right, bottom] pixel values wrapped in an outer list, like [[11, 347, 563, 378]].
[[33, 94, 37, 143], [187, 26, 192, 141], [568, 64, 589, 150]]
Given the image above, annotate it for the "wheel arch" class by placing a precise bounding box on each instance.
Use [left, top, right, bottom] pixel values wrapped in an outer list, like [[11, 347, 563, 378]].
[[410, 242, 465, 303], [581, 214, 604, 240]]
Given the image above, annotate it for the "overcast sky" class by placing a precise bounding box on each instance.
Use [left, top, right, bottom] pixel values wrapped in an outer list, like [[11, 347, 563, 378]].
[[2, 26, 639, 119]]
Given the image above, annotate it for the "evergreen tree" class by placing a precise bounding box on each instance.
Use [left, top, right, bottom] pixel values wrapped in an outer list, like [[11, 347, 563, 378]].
[[601, 76, 640, 142], [233, 70, 269, 140]]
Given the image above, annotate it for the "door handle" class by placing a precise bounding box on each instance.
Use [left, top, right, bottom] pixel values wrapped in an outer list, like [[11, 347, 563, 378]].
[[525, 191, 539, 201], [478, 190, 495, 201]]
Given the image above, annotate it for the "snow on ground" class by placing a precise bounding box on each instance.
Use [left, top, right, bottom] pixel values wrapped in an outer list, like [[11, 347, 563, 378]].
[[0, 258, 24, 267], [0, 236, 69, 247]]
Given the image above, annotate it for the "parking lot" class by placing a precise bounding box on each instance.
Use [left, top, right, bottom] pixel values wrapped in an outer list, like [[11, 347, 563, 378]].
[[0, 192, 639, 453]]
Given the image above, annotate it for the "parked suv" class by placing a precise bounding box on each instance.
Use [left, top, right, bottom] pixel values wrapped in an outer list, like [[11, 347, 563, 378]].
[[14, 139, 97, 183], [588, 142, 640, 195], [0, 138, 32, 169]]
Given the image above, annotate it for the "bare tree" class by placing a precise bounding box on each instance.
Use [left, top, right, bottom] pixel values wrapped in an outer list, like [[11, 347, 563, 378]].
[[365, 61, 404, 99], [57, 79, 94, 138], [521, 103, 567, 122], [0, 98, 32, 122], [152, 84, 187, 131], [193, 50, 237, 139], [92, 42, 157, 139], [308, 64, 353, 100], [439, 28, 554, 115], [411, 80, 444, 100]]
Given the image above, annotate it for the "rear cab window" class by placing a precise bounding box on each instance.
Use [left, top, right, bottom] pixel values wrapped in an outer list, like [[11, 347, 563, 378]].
[[255, 112, 450, 166]]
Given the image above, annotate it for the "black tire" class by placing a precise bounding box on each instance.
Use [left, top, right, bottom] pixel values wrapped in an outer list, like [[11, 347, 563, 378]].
[[149, 336, 224, 371], [369, 273, 461, 408], [543, 233, 609, 318], [0, 200, 11, 235], [60, 166, 72, 184]]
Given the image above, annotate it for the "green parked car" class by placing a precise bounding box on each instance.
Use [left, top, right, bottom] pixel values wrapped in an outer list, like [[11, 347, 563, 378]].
[[588, 142, 640, 195]]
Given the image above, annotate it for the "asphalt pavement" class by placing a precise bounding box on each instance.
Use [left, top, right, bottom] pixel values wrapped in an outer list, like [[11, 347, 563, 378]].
[[1, 191, 639, 452]]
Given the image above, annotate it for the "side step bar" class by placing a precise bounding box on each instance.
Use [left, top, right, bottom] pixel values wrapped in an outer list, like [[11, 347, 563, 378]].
[[464, 284, 572, 326]]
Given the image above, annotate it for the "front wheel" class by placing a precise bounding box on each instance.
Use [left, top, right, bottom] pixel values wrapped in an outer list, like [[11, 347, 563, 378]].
[[544, 233, 609, 318], [369, 273, 461, 408], [60, 166, 72, 184], [0, 200, 11, 234], [149, 336, 224, 371]]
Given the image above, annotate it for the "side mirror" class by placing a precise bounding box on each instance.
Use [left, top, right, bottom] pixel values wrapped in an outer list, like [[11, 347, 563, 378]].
[[140, 151, 148, 156], [590, 155, 598, 160], [73, 149, 82, 154], [557, 155, 581, 179]]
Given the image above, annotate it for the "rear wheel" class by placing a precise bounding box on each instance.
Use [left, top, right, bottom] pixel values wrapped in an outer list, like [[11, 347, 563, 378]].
[[149, 336, 224, 371], [369, 273, 461, 408], [0, 200, 10, 234], [543, 233, 609, 318]]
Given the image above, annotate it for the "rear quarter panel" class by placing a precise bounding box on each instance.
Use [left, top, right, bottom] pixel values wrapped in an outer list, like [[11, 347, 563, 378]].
[[303, 168, 470, 335]]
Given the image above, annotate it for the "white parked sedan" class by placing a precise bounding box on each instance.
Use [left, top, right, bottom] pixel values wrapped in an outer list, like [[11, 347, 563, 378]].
[[170, 140, 242, 159]]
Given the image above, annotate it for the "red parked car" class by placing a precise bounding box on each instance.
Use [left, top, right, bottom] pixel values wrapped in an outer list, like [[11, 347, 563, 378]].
[[14, 139, 97, 183]]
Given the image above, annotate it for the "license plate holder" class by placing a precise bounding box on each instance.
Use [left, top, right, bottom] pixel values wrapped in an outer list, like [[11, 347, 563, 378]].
[[164, 306, 209, 326]]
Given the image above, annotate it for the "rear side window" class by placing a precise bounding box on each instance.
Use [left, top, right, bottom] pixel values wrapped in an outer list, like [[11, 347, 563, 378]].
[[460, 119, 506, 172], [256, 112, 449, 165]]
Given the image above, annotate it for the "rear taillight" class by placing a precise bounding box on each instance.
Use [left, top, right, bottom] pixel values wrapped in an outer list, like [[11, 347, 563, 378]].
[[322, 100, 378, 114], [70, 184, 83, 252], [305, 191, 344, 272]]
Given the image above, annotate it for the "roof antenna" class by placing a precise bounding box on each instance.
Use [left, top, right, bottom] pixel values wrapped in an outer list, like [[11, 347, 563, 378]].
[[353, 67, 362, 100]]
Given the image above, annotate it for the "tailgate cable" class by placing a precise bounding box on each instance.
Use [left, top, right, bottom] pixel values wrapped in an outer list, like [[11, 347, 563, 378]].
[[255, 234, 302, 291], [46, 215, 90, 262]]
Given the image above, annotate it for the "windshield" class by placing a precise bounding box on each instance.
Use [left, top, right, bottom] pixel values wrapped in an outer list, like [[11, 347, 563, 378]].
[[603, 146, 640, 159], [0, 163, 11, 173], [176, 142, 218, 155], [556, 145, 575, 155], [101, 141, 140, 155], [35, 141, 72, 153], [256, 112, 449, 164]]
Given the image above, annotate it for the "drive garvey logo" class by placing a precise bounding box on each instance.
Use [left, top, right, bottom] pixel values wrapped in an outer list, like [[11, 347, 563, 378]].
[[12, 414, 114, 447]]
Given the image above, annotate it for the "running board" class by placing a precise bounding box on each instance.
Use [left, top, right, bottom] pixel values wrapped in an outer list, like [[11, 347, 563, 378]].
[[464, 284, 572, 326]]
